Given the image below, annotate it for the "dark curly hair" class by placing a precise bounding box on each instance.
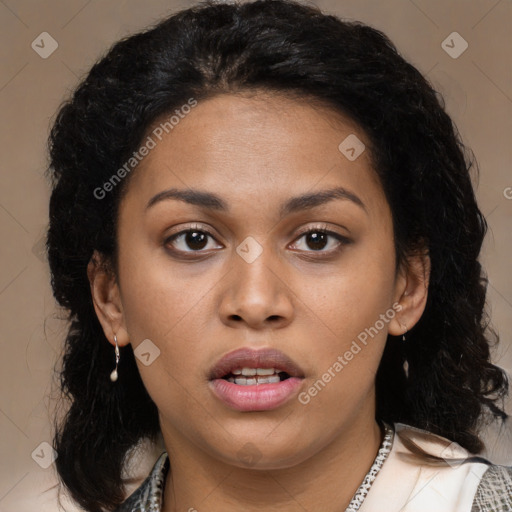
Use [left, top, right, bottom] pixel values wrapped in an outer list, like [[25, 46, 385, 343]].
[[46, 1, 509, 510]]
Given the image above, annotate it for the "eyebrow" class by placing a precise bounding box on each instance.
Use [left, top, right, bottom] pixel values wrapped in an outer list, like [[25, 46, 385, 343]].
[[145, 186, 367, 217]]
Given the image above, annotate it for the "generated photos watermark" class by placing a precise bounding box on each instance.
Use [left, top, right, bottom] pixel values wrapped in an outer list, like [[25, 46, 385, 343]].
[[298, 302, 403, 405], [93, 98, 198, 200]]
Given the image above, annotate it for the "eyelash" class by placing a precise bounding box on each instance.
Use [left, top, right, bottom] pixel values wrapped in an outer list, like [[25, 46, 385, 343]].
[[164, 223, 350, 258]]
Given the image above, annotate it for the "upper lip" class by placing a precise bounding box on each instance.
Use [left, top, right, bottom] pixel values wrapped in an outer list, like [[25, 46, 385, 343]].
[[209, 347, 305, 380]]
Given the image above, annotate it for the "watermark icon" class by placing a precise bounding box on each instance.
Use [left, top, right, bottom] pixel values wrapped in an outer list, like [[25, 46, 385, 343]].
[[236, 236, 263, 263], [298, 302, 403, 405], [440, 441, 469, 468], [31, 234, 46, 263], [31, 441, 58, 469], [338, 134, 365, 161], [93, 98, 198, 200], [441, 32, 468, 59], [503, 187, 512, 200], [134, 339, 161, 366], [31, 32, 58, 59], [237, 442, 263, 467]]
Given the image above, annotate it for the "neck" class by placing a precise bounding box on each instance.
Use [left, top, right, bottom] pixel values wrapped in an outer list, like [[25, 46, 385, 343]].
[[161, 416, 383, 512]]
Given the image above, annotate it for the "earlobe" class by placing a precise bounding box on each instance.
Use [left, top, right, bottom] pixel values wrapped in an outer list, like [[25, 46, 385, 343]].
[[87, 250, 129, 347], [389, 249, 431, 337]]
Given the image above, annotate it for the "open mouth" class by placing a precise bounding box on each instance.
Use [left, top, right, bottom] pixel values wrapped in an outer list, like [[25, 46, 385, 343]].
[[222, 367, 291, 385], [209, 347, 305, 411]]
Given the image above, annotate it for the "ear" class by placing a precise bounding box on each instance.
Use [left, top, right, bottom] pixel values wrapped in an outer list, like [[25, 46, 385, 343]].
[[388, 246, 431, 337], [86, 250, 129, 348]]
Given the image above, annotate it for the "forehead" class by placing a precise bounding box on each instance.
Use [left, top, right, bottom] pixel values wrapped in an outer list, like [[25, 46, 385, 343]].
[[121, 92, 387, 218]]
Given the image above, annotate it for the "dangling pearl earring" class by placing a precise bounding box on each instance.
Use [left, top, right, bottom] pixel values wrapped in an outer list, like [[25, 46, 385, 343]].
[[110, 334, 120, 382], [401, 322, 409, 378]]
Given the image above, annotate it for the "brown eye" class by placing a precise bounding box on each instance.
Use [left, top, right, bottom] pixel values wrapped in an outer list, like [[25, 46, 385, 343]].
[[182, 230, 208, 250], [292, 228, 349, 253], [304, 231, 329, 251], [165, 228, 222, 253]]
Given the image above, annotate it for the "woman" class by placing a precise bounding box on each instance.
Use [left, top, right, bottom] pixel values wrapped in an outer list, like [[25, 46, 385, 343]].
[[46, 1, 511, 511]]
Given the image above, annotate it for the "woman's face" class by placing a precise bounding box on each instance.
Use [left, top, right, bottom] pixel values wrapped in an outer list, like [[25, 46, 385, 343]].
[[93, 92, 426, 469]]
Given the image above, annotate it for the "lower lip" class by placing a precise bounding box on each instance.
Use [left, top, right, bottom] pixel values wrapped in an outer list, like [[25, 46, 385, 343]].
[[209, 377, 303, 411]]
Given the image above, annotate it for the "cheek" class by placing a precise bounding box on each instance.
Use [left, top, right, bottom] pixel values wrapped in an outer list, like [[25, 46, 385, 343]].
[[118, 236, 205, 339], [117, 247, 213, 398], [300, 242, 396, 345], [117, 257, 210, 428], [293, 240, 397, 397]]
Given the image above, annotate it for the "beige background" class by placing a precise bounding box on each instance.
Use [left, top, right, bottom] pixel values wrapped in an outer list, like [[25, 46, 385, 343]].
[[0, 0, 511, 510]]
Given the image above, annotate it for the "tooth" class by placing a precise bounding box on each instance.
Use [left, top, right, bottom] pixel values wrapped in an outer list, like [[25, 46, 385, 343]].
[[233, 375, 283, 385], [256, 368, 275, 375], [232, 369, 242, 375], [256, 375, 281, 384], [241, 367, 257, 376]]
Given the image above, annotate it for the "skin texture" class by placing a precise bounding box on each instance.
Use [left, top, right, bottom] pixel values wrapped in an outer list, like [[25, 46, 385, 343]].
[[88, 92, 430, 511]]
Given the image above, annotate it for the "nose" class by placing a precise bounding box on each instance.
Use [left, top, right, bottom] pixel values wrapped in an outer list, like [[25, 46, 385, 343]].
[[218, 245, 294, 330]]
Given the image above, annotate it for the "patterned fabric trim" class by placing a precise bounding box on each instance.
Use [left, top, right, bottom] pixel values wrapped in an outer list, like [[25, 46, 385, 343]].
[[344, 422, 394, 511], [471, 464, 512, 512], [113, 452, 169, 512]]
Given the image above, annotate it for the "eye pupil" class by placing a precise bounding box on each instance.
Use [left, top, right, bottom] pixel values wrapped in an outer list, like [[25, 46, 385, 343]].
[[306, 231, 328, 250], [186, 231, 208, 250]]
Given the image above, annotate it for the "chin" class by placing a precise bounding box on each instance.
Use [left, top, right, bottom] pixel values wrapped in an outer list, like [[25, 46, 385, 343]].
[[213, 436, 316, 471]]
